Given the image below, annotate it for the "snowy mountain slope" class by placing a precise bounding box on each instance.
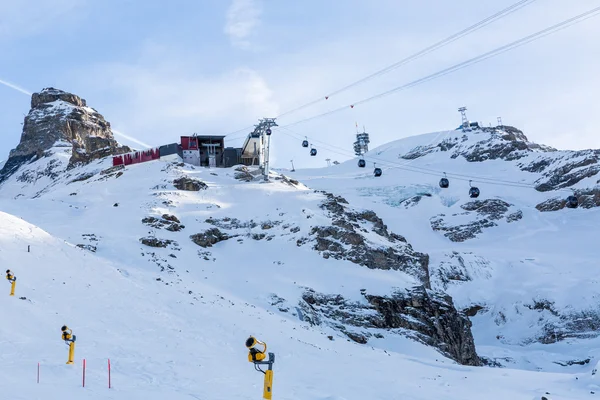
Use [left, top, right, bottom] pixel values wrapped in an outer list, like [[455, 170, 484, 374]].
[[1, 150, 476, 363], [290, 125, 600, 369], [1, 123, 600, 399], [0, 167, 595, 400]]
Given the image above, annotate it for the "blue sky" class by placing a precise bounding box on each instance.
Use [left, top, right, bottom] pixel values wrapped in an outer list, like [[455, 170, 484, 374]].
[[1, 0, 599, 168]]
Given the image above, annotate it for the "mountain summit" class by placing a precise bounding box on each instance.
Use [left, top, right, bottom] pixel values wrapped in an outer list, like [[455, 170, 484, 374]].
[[0, 87, 129, 183]]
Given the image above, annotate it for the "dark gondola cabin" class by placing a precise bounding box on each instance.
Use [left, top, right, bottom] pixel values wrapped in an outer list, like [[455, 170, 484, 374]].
[[358, 159, 366, 168], [374, 167, 382, 177], [310, 148, 317, 156], [302, 139, 309, 148], [469, 187, 480, 198], [439, 177, 449, 188], [566, 195, 579, 209]]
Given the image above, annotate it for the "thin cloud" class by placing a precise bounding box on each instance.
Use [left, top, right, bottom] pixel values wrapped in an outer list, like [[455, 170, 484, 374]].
[[112, 129, 153, 149], [224, 0, 262, 49], [0, 78, 31, 96]]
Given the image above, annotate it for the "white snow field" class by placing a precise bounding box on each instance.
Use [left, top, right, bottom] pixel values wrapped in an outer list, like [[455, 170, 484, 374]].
[[0, 127, 599, 399]]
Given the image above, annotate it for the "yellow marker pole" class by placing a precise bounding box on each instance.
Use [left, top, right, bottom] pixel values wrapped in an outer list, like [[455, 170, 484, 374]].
[[263, 369, 274, 400], [10, 281, 15, 296], [67, 342, 75, 365]]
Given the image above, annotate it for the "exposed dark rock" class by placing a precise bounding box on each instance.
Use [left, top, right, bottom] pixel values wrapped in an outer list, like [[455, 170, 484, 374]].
[[190, 228, 230, 248], [162, 214, 180, 223], [533, 151, 600, 191], [309, 191, 430, 287], [463, 305, 485, 317], [274, 174, 300, 187], [345, 332, 368, 344], [0, 88, 130, 183], [205, 217, 258, 230], [553, 358, 591, 367], [366, 287, 480, 366], [506, 211, 523, 223], [140, 237, 176, 248], [401, 194, 432, 208], [525, 299, 559, 316], [100, 165, 125, 175], [233, 165, 262, 182], [69, 172, 95, 183], [431, 199, 521, 242], [142, 215, 185, 232], [173, 177, 207, 191], [300, 286, 480, 366], [76, 244, 97, 253]]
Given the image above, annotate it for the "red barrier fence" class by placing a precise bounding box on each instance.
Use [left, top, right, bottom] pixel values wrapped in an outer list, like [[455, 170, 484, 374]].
[[113, 148, 160, 167]]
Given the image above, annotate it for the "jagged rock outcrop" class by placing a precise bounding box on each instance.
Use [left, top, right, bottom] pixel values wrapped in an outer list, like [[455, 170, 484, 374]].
[[140, 237, 177, 248], [0, 88, 129, 183], [142, 214, 185, 232], [431, 199, 522, 242], [190, 228, 231, 248], [305, 192, 430, 287], [173, 177, 207, 191], [529, 151, 600, 192], [300, 286, 481, 366]]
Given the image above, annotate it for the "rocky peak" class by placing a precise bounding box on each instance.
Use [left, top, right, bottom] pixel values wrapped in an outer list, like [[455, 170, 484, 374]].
[[401, 125, 555, 163], [31, 87, 86, 108], [451, 126, 555, 162], [0, 87, 130, 183]]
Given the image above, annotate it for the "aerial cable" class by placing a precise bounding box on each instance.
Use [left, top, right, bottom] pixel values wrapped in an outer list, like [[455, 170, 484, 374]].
[[277, 126, 574, 193], [279, 126, 549, 189], [221, 0, 537, 137], [275, 0, 537, 119], [280, 5, 600, 129]]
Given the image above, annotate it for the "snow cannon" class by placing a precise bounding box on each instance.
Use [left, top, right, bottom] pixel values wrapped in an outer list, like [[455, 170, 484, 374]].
[[246, 336, 267, 362], [245, 336, 275, 399], [5, 270, 16, 296], [61, 325, 76, 365]]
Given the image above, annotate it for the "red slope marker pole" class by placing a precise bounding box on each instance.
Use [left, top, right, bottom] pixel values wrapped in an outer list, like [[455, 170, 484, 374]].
[[108, 358, 111, 389], [37, 362, 39, 384], [83, 359, 86, 388]]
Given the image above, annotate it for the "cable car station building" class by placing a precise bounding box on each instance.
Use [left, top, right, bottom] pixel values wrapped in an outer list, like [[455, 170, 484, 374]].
[[180, 134, 226, 167]]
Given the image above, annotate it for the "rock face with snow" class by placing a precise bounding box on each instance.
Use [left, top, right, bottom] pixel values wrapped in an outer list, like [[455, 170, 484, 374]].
[[0, 87, 129, 183], [305, 192, 430, 286], [430, 199, 522, 242], [300, 286, 480, 366], [401, 126, 555, 162], [399, 126, 600, 210]]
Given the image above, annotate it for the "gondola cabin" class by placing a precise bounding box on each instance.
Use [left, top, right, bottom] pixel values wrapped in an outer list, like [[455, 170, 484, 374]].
[[566, 195, 579, 209], [469, 187, 480, 198], [358, 159, 366, 168]]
